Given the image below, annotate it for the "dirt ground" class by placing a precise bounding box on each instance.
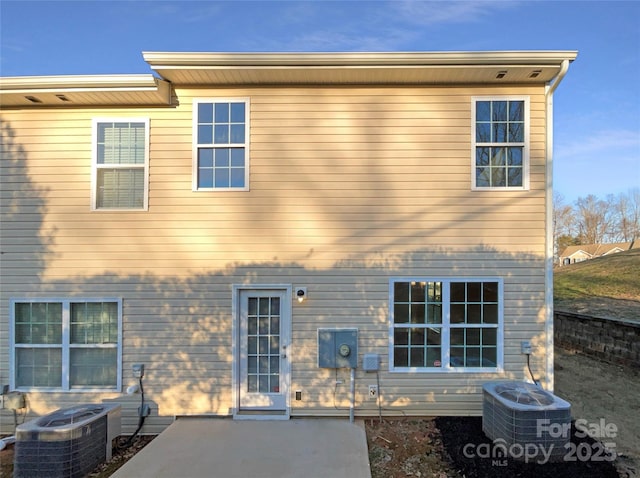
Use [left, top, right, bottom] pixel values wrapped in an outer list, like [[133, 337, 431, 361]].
[[554, 347, 640, 475], [2, 347, 638, 477], [366, 347, 640, 478]]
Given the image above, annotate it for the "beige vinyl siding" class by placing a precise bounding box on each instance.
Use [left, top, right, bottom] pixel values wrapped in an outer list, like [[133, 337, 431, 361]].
[[1, 84, 549, 431]]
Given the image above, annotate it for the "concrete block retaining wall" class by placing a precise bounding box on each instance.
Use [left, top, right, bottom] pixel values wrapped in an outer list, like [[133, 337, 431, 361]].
[[554, 310, 640, 369]]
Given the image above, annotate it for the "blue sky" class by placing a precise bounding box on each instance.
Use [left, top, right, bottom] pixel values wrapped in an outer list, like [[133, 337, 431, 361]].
[[1, 0, 638, 203]]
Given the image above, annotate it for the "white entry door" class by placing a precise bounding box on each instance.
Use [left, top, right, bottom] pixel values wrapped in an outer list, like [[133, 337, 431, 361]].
[[238, 289, 290, 412]]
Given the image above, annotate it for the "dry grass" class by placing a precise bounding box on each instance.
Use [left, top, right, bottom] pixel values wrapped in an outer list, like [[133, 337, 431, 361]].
[[555, 248, 640, 301], [554, 248, 640, 321]]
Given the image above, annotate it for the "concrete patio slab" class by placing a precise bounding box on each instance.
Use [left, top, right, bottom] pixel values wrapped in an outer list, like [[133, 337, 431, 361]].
[[110, 418, 371, 478]]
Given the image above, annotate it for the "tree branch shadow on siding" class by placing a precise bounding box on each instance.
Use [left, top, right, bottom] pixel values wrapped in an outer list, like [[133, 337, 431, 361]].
[[38, 247, 547, 423], [0, 116, 549, 429], [0, 119, 53, 283]]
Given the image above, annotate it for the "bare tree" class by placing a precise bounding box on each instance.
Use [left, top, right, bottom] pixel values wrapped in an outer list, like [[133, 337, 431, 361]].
[[630, 188, 640, 241], [554, 190, 639, 253], [574, 194, 614, 244], [613, 188, 640, 242], [553, 191, 576, 259]]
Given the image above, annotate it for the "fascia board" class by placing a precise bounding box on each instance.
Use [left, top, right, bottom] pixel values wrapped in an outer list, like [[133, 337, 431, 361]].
[[0, 74, 163, 92], [0, 74, 172, 107], [142, 50, 578, 68]]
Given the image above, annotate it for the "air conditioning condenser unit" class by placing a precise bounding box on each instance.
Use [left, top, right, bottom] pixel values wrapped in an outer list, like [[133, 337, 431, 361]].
[[482, 381, 571, 462], [14, 403, 121, 478]]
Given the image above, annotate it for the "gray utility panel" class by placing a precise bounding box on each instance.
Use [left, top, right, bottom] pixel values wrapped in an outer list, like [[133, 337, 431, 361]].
[[318, 328, 358, 368]]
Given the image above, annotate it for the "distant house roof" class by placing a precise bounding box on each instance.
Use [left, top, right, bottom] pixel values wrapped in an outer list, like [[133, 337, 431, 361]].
[[560, 242, 638, 260], [0, 50, 578, 108]]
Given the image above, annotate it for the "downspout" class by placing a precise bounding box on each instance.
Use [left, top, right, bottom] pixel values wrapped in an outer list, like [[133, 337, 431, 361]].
[[544, 59, 570, 392]]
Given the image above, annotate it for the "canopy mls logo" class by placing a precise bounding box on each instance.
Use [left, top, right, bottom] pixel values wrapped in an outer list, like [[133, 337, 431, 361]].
[[463, 438, 557, 465], [463, 418, 619, 466]]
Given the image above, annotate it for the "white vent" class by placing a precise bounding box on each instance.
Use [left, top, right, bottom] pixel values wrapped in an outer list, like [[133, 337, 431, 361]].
[[14, 403, 121, 478], [482, 381, 571, 462]]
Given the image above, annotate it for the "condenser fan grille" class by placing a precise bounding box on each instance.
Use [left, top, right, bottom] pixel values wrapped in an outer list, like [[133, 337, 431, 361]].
[[494, 384, 555, 406], [37, 405, 105, 427]]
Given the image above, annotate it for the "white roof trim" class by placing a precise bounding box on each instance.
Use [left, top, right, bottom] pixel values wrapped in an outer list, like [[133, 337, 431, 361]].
[[566, 250, 592, 258], [142, 50, 578, 67], [0, 51, 578, 106], [143, 50, 577, 87], [0, 74, 172, 107], [0, 74, 163, 92]]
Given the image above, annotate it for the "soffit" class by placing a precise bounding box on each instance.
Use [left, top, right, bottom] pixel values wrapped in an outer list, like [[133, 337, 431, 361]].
[[0, 75, 172, 108], [143, 51, 578, 86]]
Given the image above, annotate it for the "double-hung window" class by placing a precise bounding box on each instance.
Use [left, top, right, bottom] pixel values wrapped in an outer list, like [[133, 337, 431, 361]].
[[92, 119, 149, 210], [193, 99, 249, 190], [390, 279, 503, 372], [10, 299, 122, 391], [472, 97, 529, 190]]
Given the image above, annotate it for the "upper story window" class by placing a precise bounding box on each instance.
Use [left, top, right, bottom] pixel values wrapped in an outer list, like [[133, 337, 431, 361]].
[[92, 119, 149, 210], [193, 99, 249, 191], [389, 278, 503, 372], [10, 299, 122, 392], [472, 97, 529, 190]]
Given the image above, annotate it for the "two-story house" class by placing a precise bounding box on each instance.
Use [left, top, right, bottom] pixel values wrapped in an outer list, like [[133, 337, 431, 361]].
[[0, 50, 577, 433]]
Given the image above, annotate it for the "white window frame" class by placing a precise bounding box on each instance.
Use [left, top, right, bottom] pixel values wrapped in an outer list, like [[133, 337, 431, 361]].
[[9, 298, 123, 392], [91, 118, 150, 211], [389, 278, 504, 373], [192, 98, 250, 192], [471, 96, 530, 191]]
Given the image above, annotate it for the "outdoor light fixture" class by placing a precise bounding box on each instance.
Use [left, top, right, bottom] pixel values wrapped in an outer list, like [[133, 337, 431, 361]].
[[295, 287, 307, 303]]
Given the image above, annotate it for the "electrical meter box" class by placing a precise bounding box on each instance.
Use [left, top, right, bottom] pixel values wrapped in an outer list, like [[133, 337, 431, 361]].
[[318, 328, 358, 369]]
